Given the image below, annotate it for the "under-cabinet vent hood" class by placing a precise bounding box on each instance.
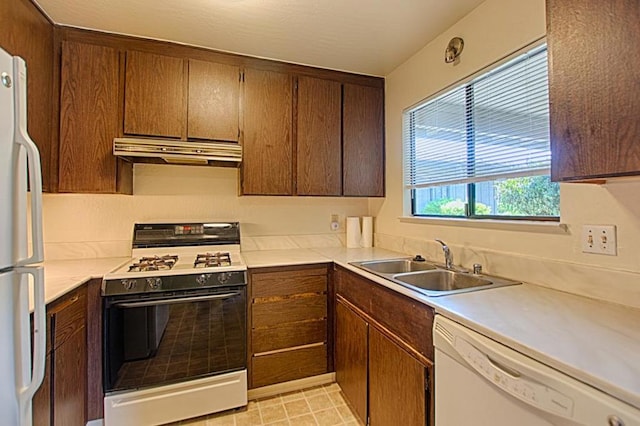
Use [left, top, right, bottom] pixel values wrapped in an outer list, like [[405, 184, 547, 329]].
[[113, 138, 242, 166]]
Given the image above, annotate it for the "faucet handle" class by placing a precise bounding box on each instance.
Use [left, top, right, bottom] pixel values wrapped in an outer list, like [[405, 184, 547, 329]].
[[472, 264, 483, 275]]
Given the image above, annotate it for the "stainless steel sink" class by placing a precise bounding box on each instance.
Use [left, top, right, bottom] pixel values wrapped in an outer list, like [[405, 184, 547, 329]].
[[355, 259, 437, 274], [393, 270, 492, 294], [350, 258, 521, 296]]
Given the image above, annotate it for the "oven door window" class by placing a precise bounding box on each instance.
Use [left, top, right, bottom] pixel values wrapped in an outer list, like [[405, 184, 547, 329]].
[[104, 288, 246, 393]]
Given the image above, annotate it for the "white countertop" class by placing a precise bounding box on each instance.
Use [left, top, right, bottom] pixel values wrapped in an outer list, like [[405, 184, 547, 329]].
[[38, 247, 640, 410], [38, 257, 130, 305], [240, 246, 403, 268], [430, 284, 640, 410]]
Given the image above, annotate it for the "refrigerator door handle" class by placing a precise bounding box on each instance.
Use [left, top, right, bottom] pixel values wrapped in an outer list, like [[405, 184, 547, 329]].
[[15, 266, 46, 425], [13, 57, 44, 265]]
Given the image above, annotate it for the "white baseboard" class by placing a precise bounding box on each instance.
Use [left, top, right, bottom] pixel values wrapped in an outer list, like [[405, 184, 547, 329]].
[[247, 373, 336, 400]]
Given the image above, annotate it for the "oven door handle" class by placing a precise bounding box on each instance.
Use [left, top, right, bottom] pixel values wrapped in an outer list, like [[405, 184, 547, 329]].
[[114, 292, 240, 308]]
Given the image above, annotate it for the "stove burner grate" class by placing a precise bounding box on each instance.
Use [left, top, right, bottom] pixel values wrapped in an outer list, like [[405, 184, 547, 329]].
[[128, 255, 179, 272], [194, 252, 231, 268]]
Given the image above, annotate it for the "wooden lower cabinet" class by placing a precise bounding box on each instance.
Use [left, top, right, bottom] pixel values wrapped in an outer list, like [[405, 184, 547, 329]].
[[335, 299, 368, 424], [32, 285, 89, 426], [249, 264, 330, 388], [369, 327, 428, 426], [335, 266, 434, 425], [32, 354, 51, 426], [52, 327, 86, 426]]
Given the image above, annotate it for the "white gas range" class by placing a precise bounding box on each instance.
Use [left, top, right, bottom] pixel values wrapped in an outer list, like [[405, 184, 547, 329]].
[[102, 222, 248, 426]]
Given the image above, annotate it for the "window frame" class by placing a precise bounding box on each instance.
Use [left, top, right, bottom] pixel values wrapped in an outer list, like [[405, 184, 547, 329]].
[[405, 39, 559, 222]]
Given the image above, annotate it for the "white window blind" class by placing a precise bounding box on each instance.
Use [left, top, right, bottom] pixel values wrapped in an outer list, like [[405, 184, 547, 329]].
[[404, 45, 550, 189]]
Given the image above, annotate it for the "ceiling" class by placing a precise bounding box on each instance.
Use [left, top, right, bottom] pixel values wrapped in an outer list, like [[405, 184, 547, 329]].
[[35, 0, 485, 76]]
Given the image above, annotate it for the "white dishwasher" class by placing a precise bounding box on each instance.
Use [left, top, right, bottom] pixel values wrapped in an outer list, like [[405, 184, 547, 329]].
[[433, 315, 640, 426]]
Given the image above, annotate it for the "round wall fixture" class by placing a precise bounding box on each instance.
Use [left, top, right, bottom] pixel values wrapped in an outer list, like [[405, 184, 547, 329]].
[[445, 37, 464, 63]]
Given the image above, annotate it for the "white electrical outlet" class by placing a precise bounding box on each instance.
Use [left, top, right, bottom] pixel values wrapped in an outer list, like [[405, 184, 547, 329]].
[[581, 225, 617, 255]]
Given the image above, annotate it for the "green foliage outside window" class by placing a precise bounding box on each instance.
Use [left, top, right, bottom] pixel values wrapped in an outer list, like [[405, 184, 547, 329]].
[[422, 198, 490, 216], [495, 176, 559, 216]]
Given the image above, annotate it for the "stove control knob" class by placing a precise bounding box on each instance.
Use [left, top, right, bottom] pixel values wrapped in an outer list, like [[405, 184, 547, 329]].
[[217, 272, 231, 285], [196, 274, 210, 286], [146, 277, 162, 289], [121, 279, 137, 291]]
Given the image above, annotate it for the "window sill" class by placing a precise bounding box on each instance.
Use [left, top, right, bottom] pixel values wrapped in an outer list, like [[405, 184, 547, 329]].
[[398, 216, 568, 234]]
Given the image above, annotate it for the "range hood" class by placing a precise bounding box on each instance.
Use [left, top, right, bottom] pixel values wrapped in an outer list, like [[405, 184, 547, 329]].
[[113, 138, 242, 166]]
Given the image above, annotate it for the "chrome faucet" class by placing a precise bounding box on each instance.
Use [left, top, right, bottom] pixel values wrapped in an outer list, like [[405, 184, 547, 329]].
[[435, 239, 453, 270]]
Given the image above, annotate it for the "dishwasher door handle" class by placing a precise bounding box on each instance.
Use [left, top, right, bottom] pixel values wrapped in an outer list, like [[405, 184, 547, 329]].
[[114, 292, 240, 308]]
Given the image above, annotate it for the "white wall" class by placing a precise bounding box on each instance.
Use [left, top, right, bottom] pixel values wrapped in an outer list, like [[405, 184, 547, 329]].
[[374, 0, 640, 307], [42, 164, 368, 259]]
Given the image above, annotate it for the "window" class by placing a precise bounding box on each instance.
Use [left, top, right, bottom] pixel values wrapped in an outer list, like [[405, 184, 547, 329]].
[[404, 44, 559, 220]]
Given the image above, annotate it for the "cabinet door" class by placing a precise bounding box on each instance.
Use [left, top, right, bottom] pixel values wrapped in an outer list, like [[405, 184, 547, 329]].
[[53, 327, 86, 426], [32, 353, 51, 426], [296, 76, 342, 195], [343, 84, 384, 196], [58, 41, 119, 193], [335, 299, 368, 424], [1, 0, 54, 191], [369, 327, 426, 426], [188, 60, 240, 141], [242, 68, 293, 195], [124, 51, 185, 138], [547, 0, 640, 181]]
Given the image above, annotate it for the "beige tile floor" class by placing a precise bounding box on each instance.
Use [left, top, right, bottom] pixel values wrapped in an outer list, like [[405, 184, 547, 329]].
[[166, 383, 360, 426]]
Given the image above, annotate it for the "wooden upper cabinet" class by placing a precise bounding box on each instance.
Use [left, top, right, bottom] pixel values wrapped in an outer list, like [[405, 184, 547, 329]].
[[547, 0, 640, 181], [1, 0, 54, 191], [296, 76, 342, 196], [343, 83, 384, 196], [242, 68, 293, 195], [58, 41, 120, 193], [124, 51, 185, 138], [188, 60, 240, 141]]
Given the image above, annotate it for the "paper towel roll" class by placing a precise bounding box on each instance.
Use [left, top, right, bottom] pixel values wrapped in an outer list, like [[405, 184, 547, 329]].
[[346, 217, 362, 248], [361, 216, 373, 248]]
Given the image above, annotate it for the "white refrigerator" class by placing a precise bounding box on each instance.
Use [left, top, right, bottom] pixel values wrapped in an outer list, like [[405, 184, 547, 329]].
[[0, 47, 47, 426]]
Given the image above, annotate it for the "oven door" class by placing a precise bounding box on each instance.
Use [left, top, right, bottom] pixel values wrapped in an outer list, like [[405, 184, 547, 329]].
[[103, 286, 246, 393]]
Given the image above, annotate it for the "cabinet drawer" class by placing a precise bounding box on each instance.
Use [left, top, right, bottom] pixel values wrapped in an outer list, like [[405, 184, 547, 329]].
[[252, 267, 327, 298], [252, 294, 326, 327], [337, 267, 434, 361], [252, 344, 327, 388], [253, 319, 326, 353], [49, 286, 87, 351]]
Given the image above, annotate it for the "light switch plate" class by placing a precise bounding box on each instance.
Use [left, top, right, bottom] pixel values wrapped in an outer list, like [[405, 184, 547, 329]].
[[581, 225, 617, 256]]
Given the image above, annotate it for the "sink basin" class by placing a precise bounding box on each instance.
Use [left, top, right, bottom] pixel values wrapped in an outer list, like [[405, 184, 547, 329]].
[[355, 259, 437, 274], [391, 269, 520, 297], [393, 270, 492, 293], [349, 258, 521, 297]]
